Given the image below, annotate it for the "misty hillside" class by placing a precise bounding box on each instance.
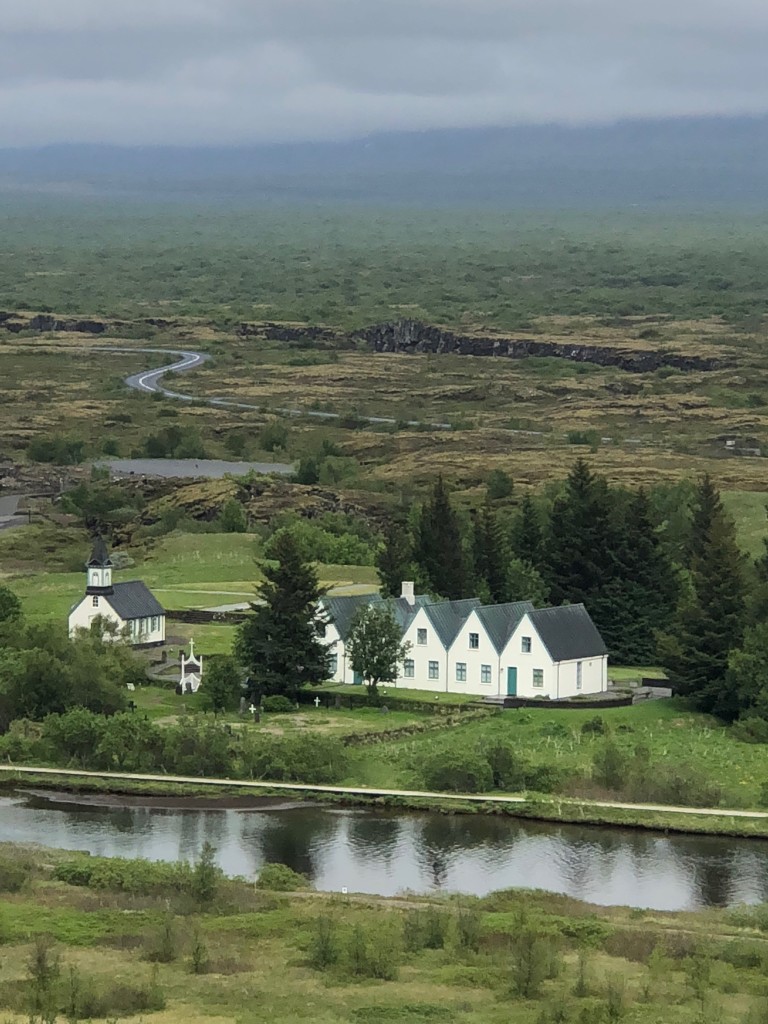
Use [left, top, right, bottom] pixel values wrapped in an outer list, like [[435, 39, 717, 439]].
[[0, 117, 766, 206]]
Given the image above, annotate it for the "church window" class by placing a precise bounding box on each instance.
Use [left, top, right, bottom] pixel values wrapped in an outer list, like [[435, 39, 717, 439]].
[[151, 616, 159, 631], [92, 596, 99, 607]]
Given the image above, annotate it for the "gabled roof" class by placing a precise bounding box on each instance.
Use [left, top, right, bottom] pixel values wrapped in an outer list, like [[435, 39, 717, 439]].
[[477, 601, 535, 653], [425, 598, 482, 648], [87, 535, 112, 567], [528, 604, 608, 662], [106, 581, 164, 621], [321, 593, 384, 640], [383, 594, 431, 631]]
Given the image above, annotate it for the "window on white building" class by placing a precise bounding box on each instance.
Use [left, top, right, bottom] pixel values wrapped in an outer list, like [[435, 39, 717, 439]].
[[151, 616, 159, 631], [521, 636, 532, 653], [480, 664, 492, 685], [469, 632, 479, 649], [417, 628, 427, 645], [576, 661, 583, 690], [533, 669, 544, 688], [404, 659, 415, 678], [456, 662, 467, 682], [428, 661, 439, 680], [92, 596, 99, 607], [329, 652, 338, 675]]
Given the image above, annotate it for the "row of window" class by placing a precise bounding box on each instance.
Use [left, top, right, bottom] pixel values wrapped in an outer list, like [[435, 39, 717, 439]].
[[415, 628, 533, 653], [403, 660, 543, 686], [130, 617, 161, 635]]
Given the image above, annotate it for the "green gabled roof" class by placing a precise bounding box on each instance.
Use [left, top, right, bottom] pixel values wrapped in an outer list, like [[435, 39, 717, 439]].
[[321, 593, 384, 640], [424, 598, 482, 648], [529, 604, 608, 662], [476, 601, 535, 653], [382, 594, 431, 631]]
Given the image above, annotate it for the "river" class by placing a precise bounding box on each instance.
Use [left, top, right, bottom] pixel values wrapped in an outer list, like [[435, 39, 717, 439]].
[[2, 791, 767, 911]]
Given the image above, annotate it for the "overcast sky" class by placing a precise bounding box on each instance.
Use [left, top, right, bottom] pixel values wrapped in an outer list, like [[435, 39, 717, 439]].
[[2, 0, 767, 146]]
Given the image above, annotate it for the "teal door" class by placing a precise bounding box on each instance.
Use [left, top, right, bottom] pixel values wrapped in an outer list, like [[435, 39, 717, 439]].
[[506, 667, 517, 696], [353, 671, 363, 686]]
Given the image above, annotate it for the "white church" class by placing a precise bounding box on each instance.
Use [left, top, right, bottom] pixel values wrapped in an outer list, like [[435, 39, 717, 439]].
[[321, 583, 608, 701], [68, 537, 166, 646]]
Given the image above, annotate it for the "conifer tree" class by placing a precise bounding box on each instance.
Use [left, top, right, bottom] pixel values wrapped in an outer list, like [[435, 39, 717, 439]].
[[510, 493, 545, 574], [663, 475, 746, 719], [545, 460, 618, 614], [600, 490, 678, 663], [376, 517, 414, 598], [413, 475, 472, 599], [472, 501, 510, 604], [236, 531, 330, 700]]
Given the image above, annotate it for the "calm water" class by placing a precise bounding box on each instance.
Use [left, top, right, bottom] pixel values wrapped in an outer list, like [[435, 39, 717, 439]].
[[2, 791, 768, 911]]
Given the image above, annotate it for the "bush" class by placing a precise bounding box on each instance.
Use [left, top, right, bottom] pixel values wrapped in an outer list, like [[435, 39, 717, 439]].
[[733, 715, 768, 744], [262, 695, 297, 713], [0, 856, 33, 893], [420, 748, 494, 793], [256, 863, 310, 891], [240, 733, 349, 783], [27, 435, 85, 464], [581, 716, 607, 736]]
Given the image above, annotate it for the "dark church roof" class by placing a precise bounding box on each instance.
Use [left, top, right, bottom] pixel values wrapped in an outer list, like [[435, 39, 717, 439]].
[[106, 581, 165, 621], [528, 604, 607, 662], [86, 536, 112, 568]]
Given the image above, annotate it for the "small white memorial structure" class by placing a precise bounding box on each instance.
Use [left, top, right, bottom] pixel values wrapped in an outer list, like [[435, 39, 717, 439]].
[[179, 638, 203, 694]]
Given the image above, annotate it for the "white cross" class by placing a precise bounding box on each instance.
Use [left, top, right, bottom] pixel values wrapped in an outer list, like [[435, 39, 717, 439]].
[[249, 704, 257, 714], [314, 696, 321, 708]]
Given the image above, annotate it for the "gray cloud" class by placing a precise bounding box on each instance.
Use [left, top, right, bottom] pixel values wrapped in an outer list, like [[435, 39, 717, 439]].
[[1, 0, 767, 145]]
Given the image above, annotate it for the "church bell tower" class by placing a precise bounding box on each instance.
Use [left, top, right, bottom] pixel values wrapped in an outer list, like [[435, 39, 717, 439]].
[[85, 536, 114, 595]]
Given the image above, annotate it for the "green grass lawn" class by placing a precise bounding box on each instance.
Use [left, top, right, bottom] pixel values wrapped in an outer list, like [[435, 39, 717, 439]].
[[347, 700, 768, 807], [723, 490, 768, 560]]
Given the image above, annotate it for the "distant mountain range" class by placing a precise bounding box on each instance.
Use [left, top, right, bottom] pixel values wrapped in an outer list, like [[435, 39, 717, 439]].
[[1, 116, 766, 206]]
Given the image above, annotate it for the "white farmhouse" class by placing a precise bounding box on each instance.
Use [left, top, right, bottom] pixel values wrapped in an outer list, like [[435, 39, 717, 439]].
[[68, 537, 166, 647], [321, 583, 608, 700]]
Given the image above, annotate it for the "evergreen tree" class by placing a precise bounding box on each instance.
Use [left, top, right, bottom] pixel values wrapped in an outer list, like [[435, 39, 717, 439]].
[[413, 476, 472, 599], [599, 490, 679, 662], [510, 493, 545, 574], [376, 517, 414, 598], [235, 531, 330, 700], [545, 460, 618, 616], [472, 501, 510, 604], [662, 475, 746, 719]]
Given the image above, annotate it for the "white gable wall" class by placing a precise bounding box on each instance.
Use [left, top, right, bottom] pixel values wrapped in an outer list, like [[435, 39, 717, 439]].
[[68, 596, 127, 639], [396, 606, 445, 690], [446, 610, 500, 696], [68, 596, 165, 646], [500, 614, 607, 699]]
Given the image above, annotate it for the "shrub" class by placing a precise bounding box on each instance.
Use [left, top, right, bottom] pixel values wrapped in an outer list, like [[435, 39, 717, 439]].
[[581, 716, 607, 736], [308, 917, 339, 969], [592, 741, 627, 790], [0, 856, 33, 893], [256, 863, 309, 891], [260, 421, 290, 452], [733, 715, 768, 744], [262, 695, 297, 713], [420, 748, 493, 793], [240, 733, 348, 783]]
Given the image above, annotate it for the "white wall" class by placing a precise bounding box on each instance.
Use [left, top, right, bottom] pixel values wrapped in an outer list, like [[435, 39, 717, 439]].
[[395, 607, 446, 691], [446, 610, 499, 696], [500, 614, 607, 699], [68, 597, 165, 646]]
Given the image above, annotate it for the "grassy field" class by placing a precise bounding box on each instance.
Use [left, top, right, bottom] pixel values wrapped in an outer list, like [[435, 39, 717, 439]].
[[2, 843, 768, 1023]]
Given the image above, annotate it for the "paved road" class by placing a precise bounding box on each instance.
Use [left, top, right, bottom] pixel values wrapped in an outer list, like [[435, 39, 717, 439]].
[[113, 345, 452, 430], [0, 494, 24, 531], [3, 765, 768, 821]]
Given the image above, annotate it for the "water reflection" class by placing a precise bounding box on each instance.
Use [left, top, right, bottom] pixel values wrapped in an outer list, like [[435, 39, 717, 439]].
[[2, 792, 768, 912]]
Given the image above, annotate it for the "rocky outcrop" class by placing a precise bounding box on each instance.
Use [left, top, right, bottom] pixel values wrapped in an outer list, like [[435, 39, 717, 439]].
[[362, 320, 725, 373], [0, 313, 182, 336], [237, 321, 340, 342]]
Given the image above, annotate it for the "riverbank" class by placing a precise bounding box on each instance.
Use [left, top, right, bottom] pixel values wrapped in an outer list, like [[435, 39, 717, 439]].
[[5, 765, 768, 841], [0, 841, 767, 1024]]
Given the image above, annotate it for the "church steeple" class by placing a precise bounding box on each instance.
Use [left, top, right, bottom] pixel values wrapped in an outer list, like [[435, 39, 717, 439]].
[[85, 536, 113, 594]]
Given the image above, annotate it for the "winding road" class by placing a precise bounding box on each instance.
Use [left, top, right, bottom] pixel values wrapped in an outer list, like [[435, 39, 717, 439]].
[[114, 346, 452, 429]]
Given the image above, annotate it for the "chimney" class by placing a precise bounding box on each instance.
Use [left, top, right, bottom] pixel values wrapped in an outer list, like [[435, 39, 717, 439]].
[[401, 581, 415, 606]]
